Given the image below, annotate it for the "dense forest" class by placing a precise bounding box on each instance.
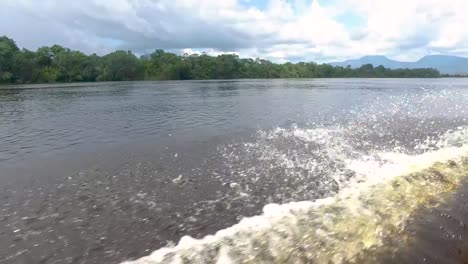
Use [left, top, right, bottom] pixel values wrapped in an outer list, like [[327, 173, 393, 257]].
[[0, 36, 442, 84]]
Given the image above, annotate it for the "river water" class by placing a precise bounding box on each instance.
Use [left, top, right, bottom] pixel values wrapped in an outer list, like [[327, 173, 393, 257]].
[[0, 79, 467, 264]]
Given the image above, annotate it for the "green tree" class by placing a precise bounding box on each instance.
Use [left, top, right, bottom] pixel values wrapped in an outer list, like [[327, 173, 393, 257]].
[[100, 50, 143, 81], [0, 36, 20, 83], [55, 50, 89, 82], [0, 35, 444, 84]]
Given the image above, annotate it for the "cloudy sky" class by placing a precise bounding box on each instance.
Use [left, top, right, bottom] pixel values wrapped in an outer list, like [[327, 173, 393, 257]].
[[1, 0, 468, 62]]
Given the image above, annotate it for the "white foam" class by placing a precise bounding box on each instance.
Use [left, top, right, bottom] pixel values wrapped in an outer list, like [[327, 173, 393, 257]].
[[124, 126, 468, 264]]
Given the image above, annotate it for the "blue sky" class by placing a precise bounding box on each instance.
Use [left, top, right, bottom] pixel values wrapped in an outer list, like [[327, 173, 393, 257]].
[[336, 12, 366, 29], [240, 0, 271, 9], [1, 0, 467, 62]]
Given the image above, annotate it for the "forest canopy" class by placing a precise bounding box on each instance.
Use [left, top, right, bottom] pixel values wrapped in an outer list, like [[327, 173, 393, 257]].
[[0, 36, 442, 84]]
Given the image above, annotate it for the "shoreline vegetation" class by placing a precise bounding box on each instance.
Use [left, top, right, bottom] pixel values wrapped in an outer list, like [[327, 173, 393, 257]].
[[0, 36, 451, 85]]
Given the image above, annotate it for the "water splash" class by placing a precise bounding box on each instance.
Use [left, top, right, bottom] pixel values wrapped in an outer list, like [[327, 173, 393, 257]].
[[124, 127, 468, 264]]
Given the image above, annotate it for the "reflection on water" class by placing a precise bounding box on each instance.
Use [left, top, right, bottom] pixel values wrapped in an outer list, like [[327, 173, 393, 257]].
[[0, 79, 466, 165], [0, 79, 467, 264]]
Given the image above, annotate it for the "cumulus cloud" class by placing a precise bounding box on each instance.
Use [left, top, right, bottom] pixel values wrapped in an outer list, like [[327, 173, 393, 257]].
[[1, 0, 467, 62], [343, 0, 468, 60]]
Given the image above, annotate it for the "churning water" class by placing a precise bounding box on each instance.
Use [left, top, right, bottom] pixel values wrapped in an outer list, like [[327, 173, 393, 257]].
[[0, 79, 467, 264]]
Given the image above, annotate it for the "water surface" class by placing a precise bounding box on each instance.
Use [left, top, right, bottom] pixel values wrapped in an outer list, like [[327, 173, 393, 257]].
[[0, 79, 467, 264]]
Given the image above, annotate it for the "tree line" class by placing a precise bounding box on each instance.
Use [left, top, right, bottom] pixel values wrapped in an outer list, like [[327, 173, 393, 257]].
[[0, 36, 441, 84]]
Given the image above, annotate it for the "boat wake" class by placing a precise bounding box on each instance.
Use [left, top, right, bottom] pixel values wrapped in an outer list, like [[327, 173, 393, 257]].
[[124, 126, 468, 264]]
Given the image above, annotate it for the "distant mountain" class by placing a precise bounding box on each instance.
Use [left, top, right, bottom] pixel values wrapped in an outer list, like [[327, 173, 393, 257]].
[[329, 55, 468, 75]]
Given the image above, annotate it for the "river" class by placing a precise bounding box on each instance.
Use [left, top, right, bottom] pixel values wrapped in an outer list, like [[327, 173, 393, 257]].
[[0, 79, 467, 263]]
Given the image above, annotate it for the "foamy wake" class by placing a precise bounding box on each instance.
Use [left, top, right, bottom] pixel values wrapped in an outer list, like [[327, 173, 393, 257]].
[[124, 127, 468, 264]]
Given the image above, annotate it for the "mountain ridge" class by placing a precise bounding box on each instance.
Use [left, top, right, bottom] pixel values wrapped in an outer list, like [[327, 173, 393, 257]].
[[329, 55, 468, 74]]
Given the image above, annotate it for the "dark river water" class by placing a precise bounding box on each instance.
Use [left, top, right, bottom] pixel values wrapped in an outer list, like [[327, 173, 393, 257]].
[[0, 79, 467, 264]]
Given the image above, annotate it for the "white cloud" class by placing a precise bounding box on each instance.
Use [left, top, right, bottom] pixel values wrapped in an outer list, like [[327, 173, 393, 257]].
[[343, 0, 468, 60], [1, 0, 468, 62]]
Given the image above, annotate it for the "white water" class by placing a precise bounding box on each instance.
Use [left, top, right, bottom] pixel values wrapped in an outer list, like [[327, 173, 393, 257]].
[[124, 126, 468, 264]]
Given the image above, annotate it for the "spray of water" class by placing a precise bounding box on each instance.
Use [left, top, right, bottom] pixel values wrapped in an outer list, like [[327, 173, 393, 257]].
[[124, 126, 468, 264]]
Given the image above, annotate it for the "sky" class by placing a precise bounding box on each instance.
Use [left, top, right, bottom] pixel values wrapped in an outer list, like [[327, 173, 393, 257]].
[[1, 0, 468, 63]]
